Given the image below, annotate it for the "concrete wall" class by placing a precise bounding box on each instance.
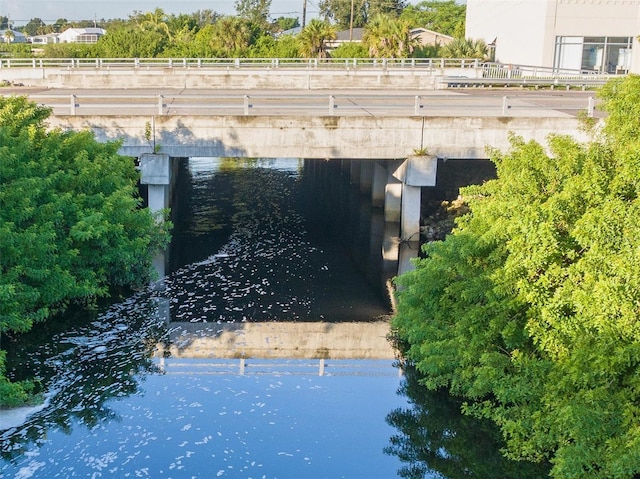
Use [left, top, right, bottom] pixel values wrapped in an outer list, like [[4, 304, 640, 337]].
[[466, 0, 551, 66], [466, 0, 640, 72], [46, 114, 589, 160], [0, 66, 481, 89]]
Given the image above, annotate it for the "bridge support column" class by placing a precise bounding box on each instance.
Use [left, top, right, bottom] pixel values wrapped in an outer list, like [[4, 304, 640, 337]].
[[140, 153, 171, 284], [371, 162, 387, 207], [385, 173, 402, 224], [359, 161, 374, 195], [140, 153, 171, 217], [350, 160, 361, 184], [392, 155, 437, 242]]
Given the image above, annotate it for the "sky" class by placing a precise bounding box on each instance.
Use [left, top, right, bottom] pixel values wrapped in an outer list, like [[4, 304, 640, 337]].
[[1, 0, 443, 27], [2, 0, 425, 27]]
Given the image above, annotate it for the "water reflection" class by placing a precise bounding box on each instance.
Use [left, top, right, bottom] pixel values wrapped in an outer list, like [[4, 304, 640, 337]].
[[385, 362, 551, 478], [1, 292, 168, 461]]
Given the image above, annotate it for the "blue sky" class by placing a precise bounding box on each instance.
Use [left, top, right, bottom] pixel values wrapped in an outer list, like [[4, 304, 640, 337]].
[[3, 0, 429, 27]]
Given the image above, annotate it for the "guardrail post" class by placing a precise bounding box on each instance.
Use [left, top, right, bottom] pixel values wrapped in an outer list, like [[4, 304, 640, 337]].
[[244, 95, 250, 115], [329, 95, 335, 115], [235, 58, 240, 69], [414, 96, 422, 115], [587, 96, 595, 118], [158, 95, 164, 115], [70, 94, 76, 116], [502, 96, 509, 116]]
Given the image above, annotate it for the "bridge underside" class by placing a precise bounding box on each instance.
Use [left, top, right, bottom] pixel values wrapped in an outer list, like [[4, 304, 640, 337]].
[[48, 114, 587, 160]]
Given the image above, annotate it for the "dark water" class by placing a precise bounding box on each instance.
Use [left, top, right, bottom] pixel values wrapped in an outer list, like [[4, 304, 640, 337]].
[[164, 157, 390, 323], [0, 158, 546, 478]]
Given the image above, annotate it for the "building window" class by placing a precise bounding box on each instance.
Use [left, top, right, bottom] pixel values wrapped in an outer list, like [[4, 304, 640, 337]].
[[555, 36, 632, 74]]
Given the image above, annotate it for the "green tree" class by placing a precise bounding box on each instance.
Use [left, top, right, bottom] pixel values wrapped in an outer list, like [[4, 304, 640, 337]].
[[391, 75, 640, 478], [363, 13, 417, 58], [440, 37, 488, 59], [400, 0, 466, 37], [0, 96, 169, 332], [0, 96, 169, 404], [53, 18, 70, 33], [274, 16, 300, 32], [298, 19, 336, 58], [22, 17, 45, 36], [235, 0, 272, 28], [96, 26, 167, 57], [210, 16, 255, 57], [330, 41, 369, 58], [132, 8, 173, 41], [190, 9, 222, 28], [319, 0, 406, 29]]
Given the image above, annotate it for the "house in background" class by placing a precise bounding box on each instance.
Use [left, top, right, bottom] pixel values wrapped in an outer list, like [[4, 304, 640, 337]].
[[57, 27, 106, 44], [0, 29, 28, 43], [30, 33, 61, 45], [465, 0, 640, 74], [410, 28, 454, 48], [325, 27, 453, 55]]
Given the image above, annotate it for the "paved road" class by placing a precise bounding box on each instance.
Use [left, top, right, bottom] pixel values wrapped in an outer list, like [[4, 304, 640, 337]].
[[1, 86, 600, 118]]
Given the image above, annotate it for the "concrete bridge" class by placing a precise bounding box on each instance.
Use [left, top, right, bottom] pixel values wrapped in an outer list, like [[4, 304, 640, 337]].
[[1, 67, 600, 242]]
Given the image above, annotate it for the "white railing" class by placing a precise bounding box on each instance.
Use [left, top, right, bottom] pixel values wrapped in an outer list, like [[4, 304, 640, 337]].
[[18, 92, 597, 117], [0, 57, 483, 70]]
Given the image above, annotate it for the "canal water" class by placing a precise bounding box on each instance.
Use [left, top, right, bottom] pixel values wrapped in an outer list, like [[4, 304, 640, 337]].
[[1, 158, 547, 478]]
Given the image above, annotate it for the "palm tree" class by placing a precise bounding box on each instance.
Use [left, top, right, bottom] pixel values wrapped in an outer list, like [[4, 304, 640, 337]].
[[441, 37, 489, 60], [3, 29, 14, 43], [298, 19, 336, 58], [210, 17, 253, 56], [135, 8, 172, 41], [363, 14, 417, 58]]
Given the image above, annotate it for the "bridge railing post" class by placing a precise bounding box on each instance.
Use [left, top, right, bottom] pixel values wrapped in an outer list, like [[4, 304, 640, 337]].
[[158, 95, 164, 115], [70, 94, 76, 116], [587, 96, 595, 118], [414, 95, 422, 115], [244, 95, 250, 115], [329, 95, 335, 115], [502, 96, 509, 116]]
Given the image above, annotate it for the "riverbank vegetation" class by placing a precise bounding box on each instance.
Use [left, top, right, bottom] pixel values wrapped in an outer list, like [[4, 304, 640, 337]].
[[0, 1, 477, 60], [391, 75, 640, 478], [0, 97, 170, 407]]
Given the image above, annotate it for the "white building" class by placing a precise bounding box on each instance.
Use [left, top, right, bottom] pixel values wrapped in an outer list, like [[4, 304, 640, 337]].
[[30, 33, 60, 45], [58, 27, 106, 44], [465, 0, 640, 74]]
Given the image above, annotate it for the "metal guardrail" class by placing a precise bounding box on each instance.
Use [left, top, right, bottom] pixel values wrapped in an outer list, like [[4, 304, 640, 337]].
[[21, 92, 597, 118]]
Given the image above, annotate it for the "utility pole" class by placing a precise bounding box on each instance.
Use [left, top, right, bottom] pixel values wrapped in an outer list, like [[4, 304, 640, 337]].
[[349, 0, 355, 41], [302, 0, 307, 28]]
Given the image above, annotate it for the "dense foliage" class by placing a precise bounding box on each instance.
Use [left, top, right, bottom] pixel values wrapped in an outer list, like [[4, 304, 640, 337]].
[[3, 3, 468, 60], [391, 75, 640, 478], [0, 97, 170, 405]]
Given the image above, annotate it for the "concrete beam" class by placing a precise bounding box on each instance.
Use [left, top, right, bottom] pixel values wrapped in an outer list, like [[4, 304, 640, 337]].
[[47, 115, 589, 160], [392, 155, 437, 186], [140, 153, 170, 185]]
